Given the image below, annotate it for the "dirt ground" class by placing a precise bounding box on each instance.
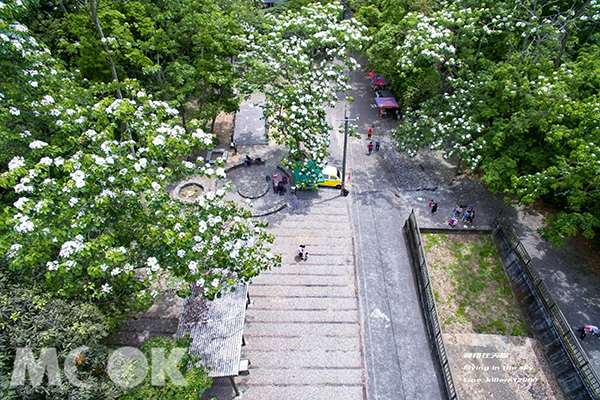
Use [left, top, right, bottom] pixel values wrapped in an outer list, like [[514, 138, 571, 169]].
[[422, 233, 566, 399], [423, 233, 526, 336], [212, 111, 234, 148], [445, 333, 565, 400]]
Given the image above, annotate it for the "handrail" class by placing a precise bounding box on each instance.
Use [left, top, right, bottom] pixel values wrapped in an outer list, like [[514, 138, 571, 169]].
[[404, 209, 459, 400], [492, 217, 600, 399]]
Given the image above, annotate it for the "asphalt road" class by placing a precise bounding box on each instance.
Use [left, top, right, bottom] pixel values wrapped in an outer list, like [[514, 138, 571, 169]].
[[327, 67, 446, 399]]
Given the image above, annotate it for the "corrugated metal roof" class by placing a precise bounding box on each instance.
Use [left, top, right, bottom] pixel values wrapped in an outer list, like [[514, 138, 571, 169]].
[[176, 284, 248, 378]]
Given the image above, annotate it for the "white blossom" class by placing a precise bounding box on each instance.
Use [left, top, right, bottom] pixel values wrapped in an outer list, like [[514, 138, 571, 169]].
[[13, 197, 29, 210], [59, 235, 85, 258], [70, 170, 86, 188], [29, 140, 48, 149], [47, 261, 59, 271], [146, 257, 160, 271], [152, 135, 165, 146], [13, 213, 34, 233], [8, 156, 25, 170]]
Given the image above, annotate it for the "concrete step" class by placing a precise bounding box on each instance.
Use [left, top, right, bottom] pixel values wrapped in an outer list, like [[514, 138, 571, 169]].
[[241, 350, 362, 369], [269, 227, 353, 239], [240, 386, 363, 400], [203, 382, 364, 400], [271, 237, 353, 248], [246, 309, 358, 323], [242, 336, 360, 352], [237, 366, 364, 385], [281, 258, 354, 271], [244, 322, 360, 337], [249, 283, 356, 298], [272, 219, 351, 230], [260, 264, 354, 276], [252, 273, 354, 286], [279, 255, 354, 265], [250, 296, 357, 310]]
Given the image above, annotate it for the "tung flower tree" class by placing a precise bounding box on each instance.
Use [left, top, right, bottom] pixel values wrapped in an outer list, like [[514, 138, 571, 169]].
[[0, 3, 280, 314], [239, 3, 369, 187], [386, 0, 600, 245]]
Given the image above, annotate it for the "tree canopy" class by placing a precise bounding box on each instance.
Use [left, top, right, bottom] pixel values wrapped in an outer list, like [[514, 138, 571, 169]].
[[241, 2, 369, 187], [1, 1, 279, 397], [357, 0, 600, 246]]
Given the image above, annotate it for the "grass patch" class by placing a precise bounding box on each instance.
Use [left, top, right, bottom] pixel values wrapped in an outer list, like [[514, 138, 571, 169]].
[[422, 233, 526, 336]]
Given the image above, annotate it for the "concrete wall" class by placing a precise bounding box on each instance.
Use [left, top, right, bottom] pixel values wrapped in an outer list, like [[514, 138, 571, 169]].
[[492, 225, 592, 400]]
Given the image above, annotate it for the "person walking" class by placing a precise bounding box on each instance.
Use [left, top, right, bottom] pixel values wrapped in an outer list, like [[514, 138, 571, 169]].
[[578, 325, 600, 340], [375, 139, 381, 151], [431, 202, 438, 216], [368, 141, 374, 155], [368, 127, 372, 139]]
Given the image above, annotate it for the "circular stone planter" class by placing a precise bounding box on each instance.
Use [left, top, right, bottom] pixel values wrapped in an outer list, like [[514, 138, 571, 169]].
[[171, 176, 215, 203], [178, 183, 204, 201]]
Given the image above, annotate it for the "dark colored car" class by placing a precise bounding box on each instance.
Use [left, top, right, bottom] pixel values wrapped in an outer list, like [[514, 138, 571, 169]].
[[375, 90, 396, 98]]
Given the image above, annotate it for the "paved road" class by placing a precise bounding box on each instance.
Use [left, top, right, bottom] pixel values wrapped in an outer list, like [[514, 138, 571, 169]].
[[342, 68, 446, 400]]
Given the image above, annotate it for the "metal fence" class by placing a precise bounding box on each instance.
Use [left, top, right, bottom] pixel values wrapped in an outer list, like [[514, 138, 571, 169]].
[[404, 209, 459, 400], [493, 217, 600, 399]]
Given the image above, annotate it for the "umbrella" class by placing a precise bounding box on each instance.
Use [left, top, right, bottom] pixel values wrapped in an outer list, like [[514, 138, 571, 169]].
[[375, 97, 399, 108]]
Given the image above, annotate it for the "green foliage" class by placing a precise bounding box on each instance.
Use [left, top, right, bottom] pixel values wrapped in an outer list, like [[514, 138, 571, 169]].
[[240, 3, 369, 185], [355, 5, 382, 36], [27, 0, 256, 131], [118, 336, 211, 399], [1, 0, 280, 314], [372, 0, 600, 245], [0, 273, 125, 399], [423, 234, 526, 336]]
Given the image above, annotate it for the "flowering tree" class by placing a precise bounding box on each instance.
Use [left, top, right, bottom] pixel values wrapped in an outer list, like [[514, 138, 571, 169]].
[[363, 0, 600, 245], [239, 3, 369, 187], [0, 3, 280, 315], [28, 0, 254, 131]]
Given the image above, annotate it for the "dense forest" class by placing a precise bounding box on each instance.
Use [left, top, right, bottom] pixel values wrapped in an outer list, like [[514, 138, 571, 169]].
[[352, 0, 600, 246]]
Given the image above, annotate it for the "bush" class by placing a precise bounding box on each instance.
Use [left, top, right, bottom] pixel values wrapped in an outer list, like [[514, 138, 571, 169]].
[[0, 274, 125, 399], [118, 336, 211, 400]]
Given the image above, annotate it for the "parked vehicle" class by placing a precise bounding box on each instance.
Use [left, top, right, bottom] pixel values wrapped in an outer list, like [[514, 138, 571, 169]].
[[292, 162, 343, 189]]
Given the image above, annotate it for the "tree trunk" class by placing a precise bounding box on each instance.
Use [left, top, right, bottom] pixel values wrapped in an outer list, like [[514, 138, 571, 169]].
[[210, 116, 217, 134], [87, 1, 123, 100], [80, 0, 133, 150], [180, 104, 188, 132]]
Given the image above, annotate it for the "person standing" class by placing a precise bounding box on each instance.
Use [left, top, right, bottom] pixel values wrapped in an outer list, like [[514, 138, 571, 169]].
[[368, 141, 374, 155], [462, 206, 473, 222], [453, 204, 463, 218], [293, 193, 299, 210], [578, 325, 600, 340], [466, 210, 475, 225], [431, 202, 438, 216], [375, 139, 381, 151], [368, 127, 372, 139]]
